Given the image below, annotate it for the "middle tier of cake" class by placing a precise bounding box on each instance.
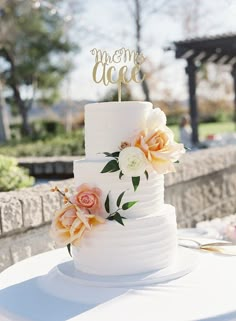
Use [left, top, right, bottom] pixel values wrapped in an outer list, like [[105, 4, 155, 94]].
[[74, 158, 164, 219]]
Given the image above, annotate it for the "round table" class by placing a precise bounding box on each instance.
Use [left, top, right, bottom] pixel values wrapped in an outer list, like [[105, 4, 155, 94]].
[[0, 247, 236, 321]]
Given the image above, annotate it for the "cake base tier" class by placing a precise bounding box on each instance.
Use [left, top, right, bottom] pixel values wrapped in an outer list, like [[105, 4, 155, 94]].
[[38, 247, 198, 304], [72, 205, 177, 276]]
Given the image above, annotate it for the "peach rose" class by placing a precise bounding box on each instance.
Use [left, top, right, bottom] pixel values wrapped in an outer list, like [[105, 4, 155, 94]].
[[132, 126, 185, 174], [50, 203, 105, 246], [72, 184, 102, 215]]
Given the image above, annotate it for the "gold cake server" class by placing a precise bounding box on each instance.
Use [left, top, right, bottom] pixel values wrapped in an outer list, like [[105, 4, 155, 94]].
[[178, 238, 236, 255]]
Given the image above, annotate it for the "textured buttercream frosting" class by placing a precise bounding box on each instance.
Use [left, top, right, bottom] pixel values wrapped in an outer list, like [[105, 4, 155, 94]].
[[72, 205, 177, 276]]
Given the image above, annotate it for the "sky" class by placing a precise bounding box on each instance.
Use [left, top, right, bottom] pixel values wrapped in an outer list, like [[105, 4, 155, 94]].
[[57, 0, 236, 101]]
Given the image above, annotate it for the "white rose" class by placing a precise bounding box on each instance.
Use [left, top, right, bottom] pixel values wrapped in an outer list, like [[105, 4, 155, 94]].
[[118, 147, 148, 177], [146, 108, 166, 130]]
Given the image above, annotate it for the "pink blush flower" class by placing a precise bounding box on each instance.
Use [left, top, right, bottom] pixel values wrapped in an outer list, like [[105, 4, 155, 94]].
[[72, 183, 102, 214]]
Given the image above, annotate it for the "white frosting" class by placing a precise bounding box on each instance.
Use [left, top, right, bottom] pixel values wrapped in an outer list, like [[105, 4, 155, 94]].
[[72, 205, 177, 276], [72, 101, 178, 277], [85, 101, 152, 159], [74, 158, 164, 219]]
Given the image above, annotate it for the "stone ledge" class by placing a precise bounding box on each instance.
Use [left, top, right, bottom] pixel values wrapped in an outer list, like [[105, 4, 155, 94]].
[[165, 145, 236, 186], [0, 187, 62, 236]]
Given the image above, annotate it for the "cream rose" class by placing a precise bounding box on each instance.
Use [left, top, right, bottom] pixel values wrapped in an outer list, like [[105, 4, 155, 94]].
[[146, 108, 167, 130], [132, 126, 185, 174], [118, 146, 148, 177], [50, 204, 105, 246]]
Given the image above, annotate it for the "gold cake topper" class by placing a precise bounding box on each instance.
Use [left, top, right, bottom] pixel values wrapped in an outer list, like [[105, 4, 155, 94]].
[[91, 48, 146, 102]]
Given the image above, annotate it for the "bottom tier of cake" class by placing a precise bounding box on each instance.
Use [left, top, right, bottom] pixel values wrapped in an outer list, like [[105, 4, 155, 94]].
[[72, 204, 177, 276]]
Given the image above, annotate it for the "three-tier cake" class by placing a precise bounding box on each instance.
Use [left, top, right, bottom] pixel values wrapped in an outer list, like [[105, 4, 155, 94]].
[[72, 101, 182, 275]]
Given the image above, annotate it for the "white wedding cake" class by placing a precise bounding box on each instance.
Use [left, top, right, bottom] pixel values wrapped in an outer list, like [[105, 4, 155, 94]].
[[69, 101, 184, 276]]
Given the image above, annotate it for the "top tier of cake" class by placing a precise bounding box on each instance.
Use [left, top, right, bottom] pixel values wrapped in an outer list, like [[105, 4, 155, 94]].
[[85, 101, 152, 159]]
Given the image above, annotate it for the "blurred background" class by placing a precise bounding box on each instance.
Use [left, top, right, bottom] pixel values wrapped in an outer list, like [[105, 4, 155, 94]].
[[1, 0, 236, 272], [0, 0, 236, 189]]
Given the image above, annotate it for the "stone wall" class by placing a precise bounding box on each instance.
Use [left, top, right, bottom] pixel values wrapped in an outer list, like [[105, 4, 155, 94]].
[[1, 145, 236, 272]]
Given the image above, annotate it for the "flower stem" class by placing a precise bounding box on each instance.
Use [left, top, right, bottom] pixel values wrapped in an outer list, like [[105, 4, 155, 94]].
[[54, 187, 73, 205]]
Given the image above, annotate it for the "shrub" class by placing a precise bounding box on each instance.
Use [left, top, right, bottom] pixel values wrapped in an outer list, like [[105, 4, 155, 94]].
[[0, 129, 85, 157], [0, 155, 35, 191], [32, 120, 65, 139]]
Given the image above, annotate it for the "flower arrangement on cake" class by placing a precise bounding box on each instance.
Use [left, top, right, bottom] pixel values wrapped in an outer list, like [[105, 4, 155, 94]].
[[50, 184, 137, 254], [101, 107, 185, 191]]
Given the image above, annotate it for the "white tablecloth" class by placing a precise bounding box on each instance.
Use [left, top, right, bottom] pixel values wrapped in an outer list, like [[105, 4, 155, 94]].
[[0, 247, 236, 321]]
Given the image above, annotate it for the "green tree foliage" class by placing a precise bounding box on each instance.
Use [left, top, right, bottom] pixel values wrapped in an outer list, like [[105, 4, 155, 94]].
[[0, 0, 76, 135], [0, 155, 34, 191]]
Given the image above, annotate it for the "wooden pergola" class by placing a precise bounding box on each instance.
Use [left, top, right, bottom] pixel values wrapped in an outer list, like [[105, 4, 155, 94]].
[[173, 33, 236, 145]]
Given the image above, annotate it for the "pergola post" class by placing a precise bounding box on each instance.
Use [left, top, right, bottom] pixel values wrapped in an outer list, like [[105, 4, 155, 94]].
[[231, 65, 236, 130], [185, 59, 199, 145]]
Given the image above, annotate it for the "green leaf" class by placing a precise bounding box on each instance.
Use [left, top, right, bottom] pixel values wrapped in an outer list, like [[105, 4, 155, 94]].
[[132, 176, 140, 191], [174, 160, 180, 163], [103, 151, 120, 158], [111, 151, 120, 158], [103, 152, 113, 157], [107, 212, 126, 226], [67, 243, 72, 257], [119, 171, 124, 180], [101, 160, 120, 173], [105, 193, 110, 213], [144, 170, 149, 180], [122, 201, 137, 210], [116, 191, 125, 208]]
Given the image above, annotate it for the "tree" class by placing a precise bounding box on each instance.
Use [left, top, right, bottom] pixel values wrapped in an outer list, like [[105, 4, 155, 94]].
[[0, 0, 76, 136], [124, 0, 172, 101]]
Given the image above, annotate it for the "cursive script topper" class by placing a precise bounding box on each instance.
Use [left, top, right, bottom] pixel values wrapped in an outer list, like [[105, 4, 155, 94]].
[[90, 48, 146, 102]]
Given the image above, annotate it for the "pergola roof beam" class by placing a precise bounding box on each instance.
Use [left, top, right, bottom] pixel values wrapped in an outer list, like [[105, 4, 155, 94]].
[[214, 55, 230, 64], [194, 52, 207, 61], [206, 54, 219, 62], [227, 57, 236, 65], [172, 33, 236, 145]]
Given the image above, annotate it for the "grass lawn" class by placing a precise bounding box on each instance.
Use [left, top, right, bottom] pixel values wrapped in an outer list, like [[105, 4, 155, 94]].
[[169, 122, 235, 142]]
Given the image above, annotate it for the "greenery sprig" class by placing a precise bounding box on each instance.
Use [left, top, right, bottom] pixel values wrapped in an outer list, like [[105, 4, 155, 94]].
[[105, 191, 137, 226], [101, 151, 149, 192]]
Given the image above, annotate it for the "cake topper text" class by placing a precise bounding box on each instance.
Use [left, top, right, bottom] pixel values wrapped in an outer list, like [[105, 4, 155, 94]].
[[91, 48, 146, 101]]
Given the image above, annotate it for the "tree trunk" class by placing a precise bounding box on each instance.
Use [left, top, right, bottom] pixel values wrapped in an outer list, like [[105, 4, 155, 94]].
[[1, 48, 31, 136], [12, 84, 31, 136], [139, 68, 150, 101], [0, 82, 10, 142], [134, 0, 151, 102]]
